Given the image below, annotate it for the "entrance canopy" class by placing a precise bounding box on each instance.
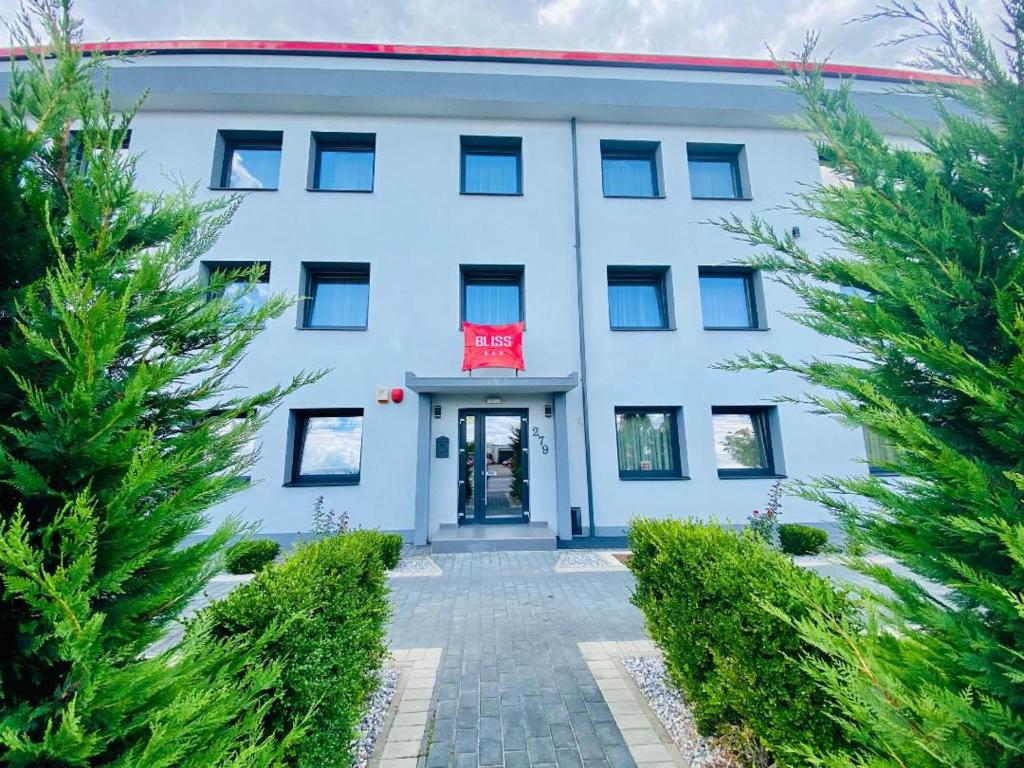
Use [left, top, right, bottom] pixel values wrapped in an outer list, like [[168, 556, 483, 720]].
[[405, 371, 578, 395]]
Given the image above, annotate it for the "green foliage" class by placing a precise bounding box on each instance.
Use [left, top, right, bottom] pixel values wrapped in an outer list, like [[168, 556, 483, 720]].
[[716, 2, 1024, 764], [377, 532, 404, 569], [225, 539, 282, 574], [202, 531, 394, 768], [778, 524, 829, 556], [0, 1, 319, 763], [627, 518, 854, 761]]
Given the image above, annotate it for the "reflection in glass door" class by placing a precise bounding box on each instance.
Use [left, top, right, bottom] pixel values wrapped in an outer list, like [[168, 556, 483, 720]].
[[458, 410, 529, 524]]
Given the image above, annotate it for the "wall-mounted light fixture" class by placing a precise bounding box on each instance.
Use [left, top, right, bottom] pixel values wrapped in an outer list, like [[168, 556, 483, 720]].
[[433, 404, 442, 419], [544, 404, 553, 418]]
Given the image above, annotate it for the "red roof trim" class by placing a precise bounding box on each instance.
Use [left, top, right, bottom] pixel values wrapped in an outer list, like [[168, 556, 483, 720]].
[[0, 39, 971, 85]]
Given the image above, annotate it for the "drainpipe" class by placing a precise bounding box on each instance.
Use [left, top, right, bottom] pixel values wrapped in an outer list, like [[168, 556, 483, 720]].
[[570, 117, 597, 538]]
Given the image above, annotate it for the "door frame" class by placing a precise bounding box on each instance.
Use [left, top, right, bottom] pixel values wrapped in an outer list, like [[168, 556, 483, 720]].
[[457, 408, 530, 525]]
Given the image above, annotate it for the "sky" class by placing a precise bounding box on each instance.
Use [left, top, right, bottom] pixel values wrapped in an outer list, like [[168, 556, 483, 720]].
[[0, 0, 1006, 70]]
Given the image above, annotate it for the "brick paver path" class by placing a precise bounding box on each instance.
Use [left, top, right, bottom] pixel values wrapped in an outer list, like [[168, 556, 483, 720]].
[[388, 551, 646, 768]]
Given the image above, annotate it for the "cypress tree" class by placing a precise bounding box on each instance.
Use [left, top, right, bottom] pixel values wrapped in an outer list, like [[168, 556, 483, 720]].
[[0, 2, 318, 763], [720, 2, 1024, 764]]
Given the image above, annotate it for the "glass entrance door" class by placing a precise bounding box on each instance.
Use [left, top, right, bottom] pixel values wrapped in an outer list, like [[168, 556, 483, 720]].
[[458, 409, 529, 524]]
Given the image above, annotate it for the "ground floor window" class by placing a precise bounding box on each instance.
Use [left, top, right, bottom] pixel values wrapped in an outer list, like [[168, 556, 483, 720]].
[[614, 407, 683, 479], [863, 427, 899, 475], [712, 407, 777, 477], [290, 409, 364, 485]]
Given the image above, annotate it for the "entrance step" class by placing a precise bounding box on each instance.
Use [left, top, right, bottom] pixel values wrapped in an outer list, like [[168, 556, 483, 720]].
[[431, 523, 556, 554]]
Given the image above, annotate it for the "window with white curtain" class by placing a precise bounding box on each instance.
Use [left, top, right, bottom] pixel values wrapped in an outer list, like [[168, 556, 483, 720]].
[[461, 136, 522, 195], [215, 130, 283, 190], [461, 266, 523, 325], [863, 427, 900, 475], [311, 132, 375, 191], [615, 407, 683, 478], [301, 263, 370, 329], [601, 140, 661, 197], [607, 267, 671, 329], [698, 268, 758, 329], [687, 143, 746, 199]]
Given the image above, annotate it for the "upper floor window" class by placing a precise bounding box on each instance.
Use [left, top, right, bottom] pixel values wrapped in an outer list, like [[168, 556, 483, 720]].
[[712, 407, 779, 478], [69, 128, 131, 169], [214, 130, 282, 190], [600, 140, 662, 198], [205, 261, 271, 314], [864, 427, 899, 475], [698, 267, 760, 329], [300, 263, 370, 329], [461, 266, 523, 325], [461, 136, 522, 195], [289, 409, 364, 485], [607, 266, 672, 330], [309, 132, 375, 192], [615, 407, 684, 479], [687, 143, 748, 199]]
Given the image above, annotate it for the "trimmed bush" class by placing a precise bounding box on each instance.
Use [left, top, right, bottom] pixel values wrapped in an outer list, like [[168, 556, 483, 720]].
[[378, 532, 404, 569], [777, 524, 829, 556], [202, 530, 393, 767], [224, 538, 281, 574], [627, 518, 853, 758]]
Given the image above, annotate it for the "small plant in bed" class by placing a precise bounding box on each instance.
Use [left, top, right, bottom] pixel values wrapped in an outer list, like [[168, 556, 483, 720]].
[[224, 539, 281, 574], [777, 524, 829, 556]]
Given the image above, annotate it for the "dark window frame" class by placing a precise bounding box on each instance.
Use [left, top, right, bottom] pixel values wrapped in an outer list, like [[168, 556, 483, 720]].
[[712, 406, 778, 478], [698, 267, 760, 330], [213, 130, 283, 191], [288, 408, 364, 486], [309, 131, 376, 192], [203, 260, 271, 306], [687, 143, 747, 200], [300, 262, 371, 330], [607, 266, 672, 330], [614, 406, 685, 480], [459, 265, 525, 327], [208, 407, 258, 483], [600, 140, 663, 198], [460, 135, 523, 196], [69, 128, 132, 168]]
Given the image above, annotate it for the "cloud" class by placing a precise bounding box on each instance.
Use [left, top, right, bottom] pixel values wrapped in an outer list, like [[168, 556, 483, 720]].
[[0, 0, 1005, 68]]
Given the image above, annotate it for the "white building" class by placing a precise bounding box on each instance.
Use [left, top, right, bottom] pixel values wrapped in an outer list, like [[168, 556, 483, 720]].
[[5, 42, 939, 550]]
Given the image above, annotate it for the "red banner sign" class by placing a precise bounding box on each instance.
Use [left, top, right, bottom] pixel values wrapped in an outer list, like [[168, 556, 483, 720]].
[[462, 322, 525, 372]]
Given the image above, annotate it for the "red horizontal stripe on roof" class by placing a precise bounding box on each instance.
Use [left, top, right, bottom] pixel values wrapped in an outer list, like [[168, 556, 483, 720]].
[[0, 39, 972, 85]]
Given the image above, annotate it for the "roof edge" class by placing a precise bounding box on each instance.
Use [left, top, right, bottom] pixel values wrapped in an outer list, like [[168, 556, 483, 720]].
[[0, 39, 972, 85]]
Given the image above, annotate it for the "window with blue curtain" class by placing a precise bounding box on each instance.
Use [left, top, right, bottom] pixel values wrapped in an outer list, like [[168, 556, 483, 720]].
[[615, 408, 681, 478], [608, 270, 669, 329], [304, 267, 370, 328], [316, 147, 375, 191], [601, 143, 659, 197], [687, 144, 744, 198], [462, 269, 522, 325], [225, 144, 281, 189], [699, 270, 756, 328], [461, 136, 522, 194]]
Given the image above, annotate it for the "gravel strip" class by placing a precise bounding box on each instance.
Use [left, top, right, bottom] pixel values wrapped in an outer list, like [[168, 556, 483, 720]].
[[353, 667, 401, 768], [623, 656, 734, 768], [387, 555, 442, 578], [555, 551, 626, 572]]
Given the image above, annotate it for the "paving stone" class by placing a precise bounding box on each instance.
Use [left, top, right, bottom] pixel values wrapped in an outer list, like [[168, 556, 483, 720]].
[[479, 716, 502, 742], [505, 751, 532, 768], [479, 738, 504, 766], [555, 749, 584, 768], [528, 736, 557, 765], [550, 723, 576, 749]]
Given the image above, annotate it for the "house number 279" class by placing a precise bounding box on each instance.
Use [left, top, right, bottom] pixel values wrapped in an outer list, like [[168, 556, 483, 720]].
[[531, 426, 550, 454]]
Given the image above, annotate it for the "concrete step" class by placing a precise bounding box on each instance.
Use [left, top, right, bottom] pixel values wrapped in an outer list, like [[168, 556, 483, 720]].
[[431, 523, 557, 554]]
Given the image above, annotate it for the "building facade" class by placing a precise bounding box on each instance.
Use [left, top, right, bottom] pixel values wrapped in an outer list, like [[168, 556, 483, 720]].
[[3, 42, 942, 545]]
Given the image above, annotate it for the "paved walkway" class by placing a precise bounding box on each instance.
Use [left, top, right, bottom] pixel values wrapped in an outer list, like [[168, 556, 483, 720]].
[[388, 552, 646, 768]]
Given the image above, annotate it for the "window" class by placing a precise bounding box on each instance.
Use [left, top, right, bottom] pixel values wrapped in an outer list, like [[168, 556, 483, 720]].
[[461, 266, 523, 325], [698, 267, 759, 329], [600, 140, 661, 197], [607, 267, 671, 329], [687, 143, 747, 199], [70, 129, 131, 168], [301, 263, 370, 329], [290, 409, 364, 485], [309, 132, 375, 191], [615, 407, 684, 479], [864, 427, 899, 475], [214, 130, 282, 190], [205, 262, 271, 314], [460, 136, 522, 195], [211, 410, 259, 482], [712, 407, 778, 477]]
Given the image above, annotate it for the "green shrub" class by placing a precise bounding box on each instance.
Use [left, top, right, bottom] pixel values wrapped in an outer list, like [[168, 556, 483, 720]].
[[627, 518, 853, 759], [202, 530, 393, 767], [379, 532, 403, 569], [224, 538, 281, 574], [777, 524, 829, 556]]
